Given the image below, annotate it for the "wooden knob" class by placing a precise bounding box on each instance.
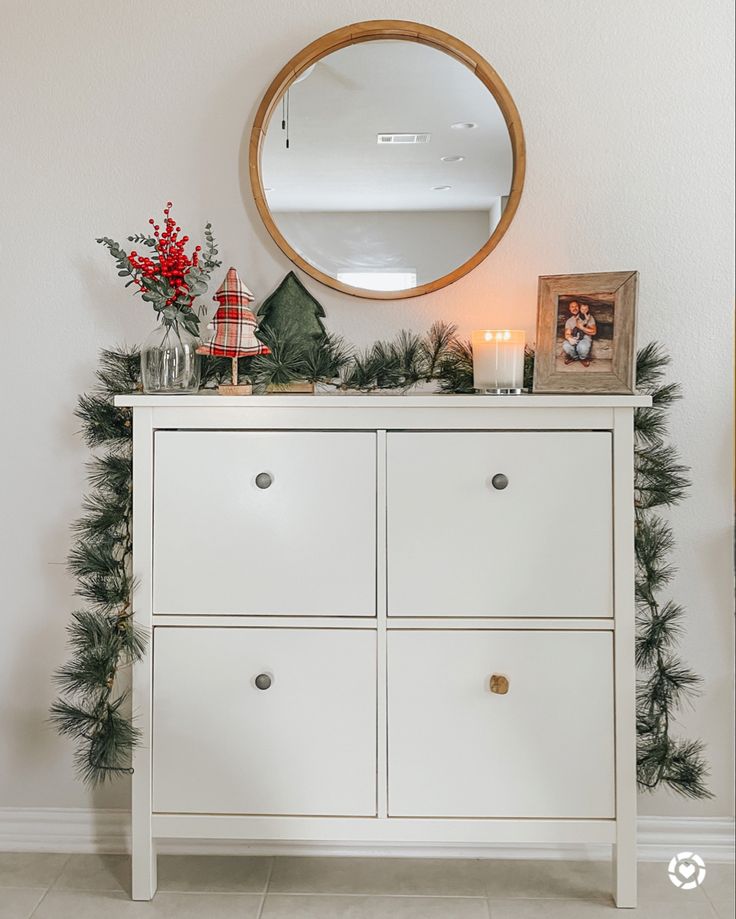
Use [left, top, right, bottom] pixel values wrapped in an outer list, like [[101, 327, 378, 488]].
[[490, 674, 509, 694]]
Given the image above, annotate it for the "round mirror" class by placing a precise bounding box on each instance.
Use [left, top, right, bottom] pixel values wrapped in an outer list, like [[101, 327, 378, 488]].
[[250, 21, 525, 300]]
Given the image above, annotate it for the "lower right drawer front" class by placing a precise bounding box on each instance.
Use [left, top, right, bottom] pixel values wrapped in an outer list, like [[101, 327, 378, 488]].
[[388, 630, 615, 818]]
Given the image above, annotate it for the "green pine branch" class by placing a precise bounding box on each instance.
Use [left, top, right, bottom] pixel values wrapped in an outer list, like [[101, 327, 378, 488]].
[[251, 325, 311, 388], [436, 337, 474, 393], [50, 348, 146, 785], [302, 333, 353, 383], [420, 321, 458, 379], [633, 343, 711, 799]]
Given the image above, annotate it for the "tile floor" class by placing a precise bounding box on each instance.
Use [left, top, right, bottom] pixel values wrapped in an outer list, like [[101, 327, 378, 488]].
[[0, 853, 733, 918]]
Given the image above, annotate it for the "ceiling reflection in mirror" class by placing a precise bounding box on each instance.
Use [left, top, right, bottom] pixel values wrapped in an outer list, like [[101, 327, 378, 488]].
[[258, 39, 515, 294]]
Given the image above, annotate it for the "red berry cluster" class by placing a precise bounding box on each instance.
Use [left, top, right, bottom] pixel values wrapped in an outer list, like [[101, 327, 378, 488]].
[[128, 203, 203, 306]]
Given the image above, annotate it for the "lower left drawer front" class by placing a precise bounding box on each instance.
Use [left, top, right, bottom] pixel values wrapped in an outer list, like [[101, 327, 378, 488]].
[[153, 627, 377, 816]]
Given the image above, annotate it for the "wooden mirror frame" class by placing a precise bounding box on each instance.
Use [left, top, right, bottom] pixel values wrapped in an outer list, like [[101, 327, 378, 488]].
[[249, 20, 526, 300]]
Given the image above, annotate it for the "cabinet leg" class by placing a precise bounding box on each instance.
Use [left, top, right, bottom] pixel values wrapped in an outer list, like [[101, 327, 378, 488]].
[[130, 408, 157, 901], [132, 835, 157, 901], [613, 840, 637, 908]]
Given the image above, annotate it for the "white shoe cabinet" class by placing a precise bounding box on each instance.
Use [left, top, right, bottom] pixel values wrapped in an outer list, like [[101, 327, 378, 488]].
[[116, 393, 649, 907]]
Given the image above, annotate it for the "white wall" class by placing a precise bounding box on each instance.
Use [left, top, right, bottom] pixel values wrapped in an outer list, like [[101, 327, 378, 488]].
[[274, 210, 491, 285], [0, 0, 733, 819]]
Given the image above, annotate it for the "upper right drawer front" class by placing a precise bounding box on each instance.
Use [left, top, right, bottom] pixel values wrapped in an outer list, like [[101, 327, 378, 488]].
[[387, 432, 612, 617]]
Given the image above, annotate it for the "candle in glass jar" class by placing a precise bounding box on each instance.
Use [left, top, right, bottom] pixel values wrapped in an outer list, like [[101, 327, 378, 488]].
[[472, 330, 525, 392]]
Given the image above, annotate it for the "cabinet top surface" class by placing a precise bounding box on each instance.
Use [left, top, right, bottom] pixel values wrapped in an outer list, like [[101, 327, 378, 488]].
[[115, 393, 651, 408]]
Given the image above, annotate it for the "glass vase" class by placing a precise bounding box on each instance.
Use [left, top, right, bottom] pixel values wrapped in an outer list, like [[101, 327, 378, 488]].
[[140, 322, 201, 394]]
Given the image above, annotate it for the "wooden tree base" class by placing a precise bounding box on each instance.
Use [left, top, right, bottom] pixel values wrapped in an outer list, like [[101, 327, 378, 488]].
[[266, 381, 315, 394], [218, 383, 253, 396]]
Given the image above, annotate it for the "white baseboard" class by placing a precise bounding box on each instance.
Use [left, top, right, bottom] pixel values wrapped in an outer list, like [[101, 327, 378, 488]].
[[0, 808, 732, 863], [635, 816, 734, 863]]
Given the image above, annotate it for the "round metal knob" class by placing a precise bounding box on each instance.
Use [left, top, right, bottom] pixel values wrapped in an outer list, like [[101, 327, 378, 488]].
[[491, 473, 509, 490], [255, 472, 273, 489], [254, 673, 272, 691]]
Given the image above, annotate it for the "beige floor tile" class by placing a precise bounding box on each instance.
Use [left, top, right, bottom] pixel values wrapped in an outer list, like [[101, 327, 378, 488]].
[[0, 854, 68, 889], [637, 861, 710, 902], [32, 889, 262, 918], [52, 854, 130, 893], [633, 907, 716, 919], [710, 899, 735, 919], [0, 888, 47, 919], [261, 894, 489, 918], [702, 862, 735, 902], [488, 898, 717, 917], [481, 859, 613, 901], [156, 855, 271, 893], [268, 856, 487, 896]]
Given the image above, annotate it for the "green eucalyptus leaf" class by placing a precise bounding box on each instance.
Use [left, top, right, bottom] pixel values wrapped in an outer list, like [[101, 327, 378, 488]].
[[187, 279, 207, 296]]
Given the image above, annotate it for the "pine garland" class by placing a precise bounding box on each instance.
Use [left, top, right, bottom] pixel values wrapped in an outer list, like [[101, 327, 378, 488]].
[[218, 320, 534, 394], [50, 350, 146, 785], [53, 340, 709, 796], [633, 343, 711, 798]]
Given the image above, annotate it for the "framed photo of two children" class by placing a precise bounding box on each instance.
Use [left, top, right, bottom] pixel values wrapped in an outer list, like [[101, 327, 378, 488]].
[[533, 270, 638, 394]]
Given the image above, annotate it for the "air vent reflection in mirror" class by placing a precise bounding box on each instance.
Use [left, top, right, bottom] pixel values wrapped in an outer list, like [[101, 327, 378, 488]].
[[377, 133, 431, 144]]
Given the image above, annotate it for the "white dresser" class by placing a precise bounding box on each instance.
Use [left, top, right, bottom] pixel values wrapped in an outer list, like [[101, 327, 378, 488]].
[[117, 393, 649, 907]]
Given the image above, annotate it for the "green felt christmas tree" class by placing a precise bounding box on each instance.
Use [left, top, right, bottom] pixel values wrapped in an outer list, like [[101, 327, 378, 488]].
[[257, 271, 327, 347], [255, 272, 329, 391]]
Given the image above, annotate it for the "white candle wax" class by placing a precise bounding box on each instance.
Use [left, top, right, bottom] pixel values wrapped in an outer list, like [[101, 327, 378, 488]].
[[472, 330, 525, 391]]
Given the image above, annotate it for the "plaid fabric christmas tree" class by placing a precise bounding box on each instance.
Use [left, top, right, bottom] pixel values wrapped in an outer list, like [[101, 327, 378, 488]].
[[197, 267, 270, 358]]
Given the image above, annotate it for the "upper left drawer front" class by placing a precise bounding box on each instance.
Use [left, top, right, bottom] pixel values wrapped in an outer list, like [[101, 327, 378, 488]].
[[153, 431, 377, 615]]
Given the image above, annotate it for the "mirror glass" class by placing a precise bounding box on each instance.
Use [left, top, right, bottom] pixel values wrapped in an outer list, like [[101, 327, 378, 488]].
[[257, 38, 517, 296]]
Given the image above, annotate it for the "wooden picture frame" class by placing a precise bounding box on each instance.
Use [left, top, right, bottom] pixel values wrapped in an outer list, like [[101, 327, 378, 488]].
[[533, 271, 638, 394], [249, 20, 525, 300]]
